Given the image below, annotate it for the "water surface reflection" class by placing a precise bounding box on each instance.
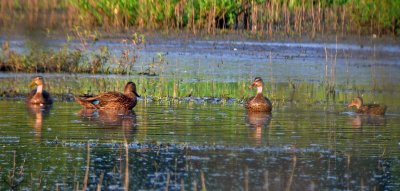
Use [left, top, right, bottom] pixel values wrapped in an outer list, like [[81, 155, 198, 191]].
[[0, 100, 399, 190], [348, 114, 386, 128], [77, 109, 137, 132], [245, 112, 272, 145], [26, 104, 52, 143]]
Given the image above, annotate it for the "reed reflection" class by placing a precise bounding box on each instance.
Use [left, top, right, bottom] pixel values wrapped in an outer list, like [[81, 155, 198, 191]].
[[245, 112, 272, 145], [26, 104, 52, 143]]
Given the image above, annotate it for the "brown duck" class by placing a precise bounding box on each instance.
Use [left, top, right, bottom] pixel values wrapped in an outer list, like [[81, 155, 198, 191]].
[[26, 76, 53, 106], [348, 97, 387, 115], [75, 82, 140, 110], [245, 77, 272, 112]]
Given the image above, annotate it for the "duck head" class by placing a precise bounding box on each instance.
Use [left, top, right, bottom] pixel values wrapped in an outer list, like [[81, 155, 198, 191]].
[[30, 76, 44, 88], [124, 82, 140, 97], [348, 97, 363, 109], [248, 77, 264, 93], [30, 76, 45, 93]]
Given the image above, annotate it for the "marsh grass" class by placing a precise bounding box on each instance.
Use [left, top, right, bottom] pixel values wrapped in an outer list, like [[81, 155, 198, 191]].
[[0, 44, 84, 73], [1, 1, 399, 37], [324, 42, 337, 100], [0, 30, 146, 75]]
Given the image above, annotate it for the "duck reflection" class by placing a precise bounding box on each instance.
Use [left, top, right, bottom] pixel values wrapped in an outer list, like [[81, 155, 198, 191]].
[[245, 112, 272, 145], [26, 104, 52, 143], [77, 109, 138, 133], [349, 114, 386, 128]]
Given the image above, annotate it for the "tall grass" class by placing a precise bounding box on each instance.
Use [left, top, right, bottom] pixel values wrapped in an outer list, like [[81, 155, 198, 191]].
[[1, 0, 399, 37]]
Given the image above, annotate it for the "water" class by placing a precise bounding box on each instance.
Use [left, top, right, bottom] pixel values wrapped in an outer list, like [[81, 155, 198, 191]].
[[1, 100, 400, 190], [1, 37, 400, 190], [3, 37, 400, 84]]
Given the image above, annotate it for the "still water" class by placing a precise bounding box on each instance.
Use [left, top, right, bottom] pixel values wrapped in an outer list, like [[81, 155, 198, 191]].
[[1, 37, 400, 190], [1, 99, 400, 190]]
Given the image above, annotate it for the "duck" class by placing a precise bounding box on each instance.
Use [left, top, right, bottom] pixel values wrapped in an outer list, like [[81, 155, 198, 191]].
[[26, 76, 53, 106], [75, 82, 140, 110], [348, 97, 387, 115], [245, 77, 272, 112]]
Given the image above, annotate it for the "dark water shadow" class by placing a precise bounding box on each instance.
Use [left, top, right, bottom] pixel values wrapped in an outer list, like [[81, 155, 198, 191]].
[[245, 112, 272, 145], [26, 104, 52, 143], [77, 109, 138, 134]]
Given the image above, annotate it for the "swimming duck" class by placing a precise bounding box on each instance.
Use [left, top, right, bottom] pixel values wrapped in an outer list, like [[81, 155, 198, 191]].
[[75, 82, 140, 110], [26, 76, 53, 106], [245, 77, 272, 112], [348, 97, 387, 115]]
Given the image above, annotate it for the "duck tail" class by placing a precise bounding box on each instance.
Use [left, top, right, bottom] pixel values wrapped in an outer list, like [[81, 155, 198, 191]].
[[74, 96, 99, 109]]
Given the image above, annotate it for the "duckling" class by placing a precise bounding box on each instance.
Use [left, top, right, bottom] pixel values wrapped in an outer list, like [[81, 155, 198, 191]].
[[26, 76, 53, 106], [348, 97, 386, 115], [75, 82, 140, 110], [245, 77, 272, 112]]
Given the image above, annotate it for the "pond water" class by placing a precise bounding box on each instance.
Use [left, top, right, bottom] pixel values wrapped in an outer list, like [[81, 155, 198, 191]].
[[1, 37, 400, 190], [1, 100, 400, 190]]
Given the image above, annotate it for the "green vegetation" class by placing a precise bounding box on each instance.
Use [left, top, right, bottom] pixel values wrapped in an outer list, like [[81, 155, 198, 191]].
[[1, 74, 399, 112], [0, 0, 399, 37], [0, 29, 146, 74]]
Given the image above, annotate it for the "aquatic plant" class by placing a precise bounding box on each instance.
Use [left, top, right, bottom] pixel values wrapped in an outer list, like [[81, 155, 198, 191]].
[[2, 151, 25, 190]]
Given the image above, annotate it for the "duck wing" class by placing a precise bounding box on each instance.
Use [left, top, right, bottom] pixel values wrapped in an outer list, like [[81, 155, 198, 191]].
[[85, 92, 124, 102], [42, 90, 53, 104], [244, 96, 255, 109], [74, 95, 99, 109], [85, 92, 129, 109], [359, 104, 387, 115]]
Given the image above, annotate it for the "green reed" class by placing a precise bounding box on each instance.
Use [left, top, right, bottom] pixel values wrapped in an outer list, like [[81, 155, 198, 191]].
[[0, 0, 399, 37]]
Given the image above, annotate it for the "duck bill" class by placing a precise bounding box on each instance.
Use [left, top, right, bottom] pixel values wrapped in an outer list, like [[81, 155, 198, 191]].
[[29, 81, 36, 88], [134, 91, 141, 97], [347, 103, 354, 108], [248, 83, 255, 89]]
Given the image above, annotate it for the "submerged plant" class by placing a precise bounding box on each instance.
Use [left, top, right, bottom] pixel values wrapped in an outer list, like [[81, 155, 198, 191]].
[[2, 151, 25, 190]]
